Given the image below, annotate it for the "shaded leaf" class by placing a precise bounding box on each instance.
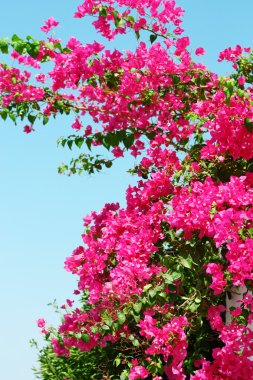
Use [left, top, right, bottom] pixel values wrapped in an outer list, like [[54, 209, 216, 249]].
[[150, 34, 157, 44]]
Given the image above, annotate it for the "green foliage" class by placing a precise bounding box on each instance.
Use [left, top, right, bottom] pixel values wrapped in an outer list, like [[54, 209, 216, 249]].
[[58, 154, 113, 175], [33, 342, 128, 380]]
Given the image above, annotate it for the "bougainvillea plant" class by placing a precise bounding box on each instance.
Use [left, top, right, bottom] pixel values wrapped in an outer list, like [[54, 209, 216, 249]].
[[2, 1, 253, 379]]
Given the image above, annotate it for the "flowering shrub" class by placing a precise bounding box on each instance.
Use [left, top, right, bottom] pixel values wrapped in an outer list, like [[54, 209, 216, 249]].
[[2, 0, 253, 378]]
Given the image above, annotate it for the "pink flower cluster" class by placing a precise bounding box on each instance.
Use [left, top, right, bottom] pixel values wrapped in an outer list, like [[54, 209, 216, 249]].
[[139, 313, 189, 379], [74, 0, 184, 39], [192, 317, 253, 379], [129, 363, 149, 380], [168, 175, 253, 288], [40, 17, 59, 34], [193, 91, 253, 160], [206, 263, 227, 295], [11, 50, 40, 69], [218, 45, 250, 63], [0, 65, 44, 107], [3, 0, 253, 378]]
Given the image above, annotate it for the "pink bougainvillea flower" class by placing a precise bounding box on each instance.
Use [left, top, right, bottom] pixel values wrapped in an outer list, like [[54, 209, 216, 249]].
[[66, 299, 74, 307], [230, 307, 242, 317], [23, 124, 34, 134], [71, 117, 82, 131], [112, 146, 124, 158], [173, 26, 184, 35], [206, 263, 227, 295], [238, 76, 246, 85], [175, 36, 190, 55], [129, 365, 149, 380], [36, 318, 46, 328], [40, 17, 59, 33], [195, 47, 205, 56], [218, 44, 246, 62], [35, 73, 46, 83], [83, 125, 92, 137]]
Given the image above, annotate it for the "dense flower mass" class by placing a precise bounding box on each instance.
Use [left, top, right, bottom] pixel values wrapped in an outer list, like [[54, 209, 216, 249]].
[[2, 0, 253, 379]]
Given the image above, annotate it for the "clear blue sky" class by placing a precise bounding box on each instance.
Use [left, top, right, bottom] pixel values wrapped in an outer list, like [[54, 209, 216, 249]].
[[1, 1, 253, 379]]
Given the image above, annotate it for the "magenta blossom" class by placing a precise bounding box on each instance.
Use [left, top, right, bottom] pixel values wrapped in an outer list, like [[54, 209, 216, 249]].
[[238, 76, 246, 85], [71, 117, 83, 131], [41, 17, 59, 33], [36, 318, 46, 328], [23, 124, 34, 134], [112, 146, 124, 158], [129, 365, 149, 380], [195, 47, 205, 56]]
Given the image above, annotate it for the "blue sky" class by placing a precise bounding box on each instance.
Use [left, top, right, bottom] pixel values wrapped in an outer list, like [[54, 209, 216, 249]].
[[1, 1, 253, 379]]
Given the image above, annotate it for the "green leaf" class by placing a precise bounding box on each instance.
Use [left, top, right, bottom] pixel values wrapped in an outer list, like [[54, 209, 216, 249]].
[[103, 132, 121, 148], [112, 10, 124, 28], [163, 272, 181, 284], [32, 102, 40, 111], [28, 114, 36, 124], [224, 80, 235, 105], [67, 140, 73, 150], [237, 89, 245, 98], [120, 370, 129, 380], [0, 38, 9, 54], [149, 289, 157, 299], [146, 131, 156, 140], [105, 160, 113, 168], [123, 133, 134, 149], [143, 284, 152, 292], [99, 7, 107, 17], [133, 302, 142, 314], [13, 41, 27, 54], [86, 138, 92, 151], [117, 312, 126, 325], [127, 15, 135, 26], [91, 326, 99, 334], [61, 139, 67, 147], [105, 318, 113, 327], [81, 333, 90, 343], [188, 302, 200, 313], [114, 358, 121, 367], [26, 35, 38, 43], [102, 136, 111, 150], [0, 110, 8, 121], [172, 75, 180, 85], [194, 295, 202, 304], [9, 113, 16, 123], [118, 19, 125, 27], [150, 34, 157, 44], [244, 117, 253, 133], [132, 312, 140, 322], [53, 42, 63, 51], [158, 291, 167, 299], [135, 30, 140, 40], [11, 34, 21, 42], [132, 339, 140, 347], [43, 115, 49, 125], [102, 324, 110, 331], [140, 298, 148, 308], [44, 42, 54, 50], [108, 132, 120, 146], [75, 137, 84, 149], [26, 43, 40, 58], [179, 256, 192, 269]]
